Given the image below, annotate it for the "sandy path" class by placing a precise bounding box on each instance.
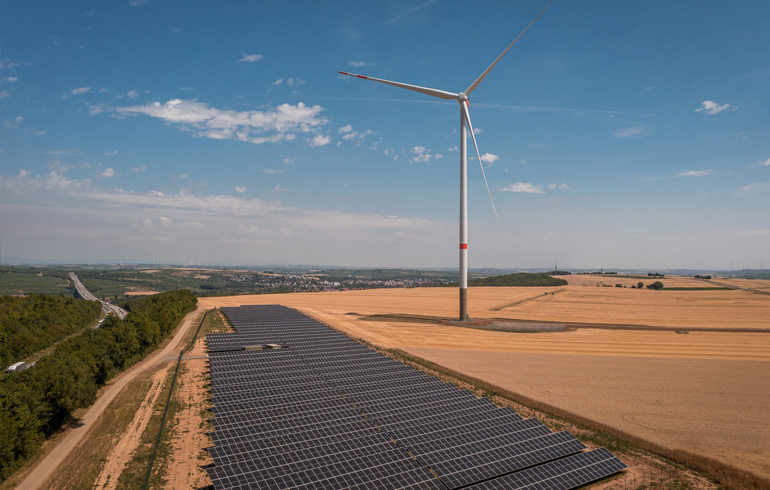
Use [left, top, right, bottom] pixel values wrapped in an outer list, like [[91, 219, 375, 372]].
[[93, 364, 171, 490], [15, 306, 204, 490]]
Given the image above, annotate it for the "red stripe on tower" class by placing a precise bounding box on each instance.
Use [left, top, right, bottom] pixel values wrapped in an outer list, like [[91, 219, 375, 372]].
[[357, 75, 368, 79], [460, 243, 468, 250]]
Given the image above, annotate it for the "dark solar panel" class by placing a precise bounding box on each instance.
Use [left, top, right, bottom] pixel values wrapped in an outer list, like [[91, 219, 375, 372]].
[[205, 305, 626, 490]]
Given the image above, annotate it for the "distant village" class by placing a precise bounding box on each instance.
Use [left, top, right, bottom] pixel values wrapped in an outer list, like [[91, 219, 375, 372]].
[[227, 272, 448, 292]]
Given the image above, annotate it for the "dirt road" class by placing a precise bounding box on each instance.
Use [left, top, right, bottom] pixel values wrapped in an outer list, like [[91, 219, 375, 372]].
[[15, 306, 204, 490]]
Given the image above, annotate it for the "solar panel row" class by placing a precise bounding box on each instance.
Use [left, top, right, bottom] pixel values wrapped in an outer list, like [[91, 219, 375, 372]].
[[205, 305, 626, 489]]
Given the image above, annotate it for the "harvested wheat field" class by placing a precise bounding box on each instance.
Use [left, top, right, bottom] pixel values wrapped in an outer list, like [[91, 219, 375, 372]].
[[199, 284, 770, 485]]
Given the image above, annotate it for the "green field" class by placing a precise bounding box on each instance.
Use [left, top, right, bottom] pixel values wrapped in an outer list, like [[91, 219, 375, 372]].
[[0, 268, 72, 296]]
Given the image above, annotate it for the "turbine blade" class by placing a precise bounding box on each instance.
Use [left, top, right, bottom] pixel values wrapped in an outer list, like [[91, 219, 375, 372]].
[[465, 0, 553, 96], [338, 71, 458, 100], [460, 101, 499, 220]]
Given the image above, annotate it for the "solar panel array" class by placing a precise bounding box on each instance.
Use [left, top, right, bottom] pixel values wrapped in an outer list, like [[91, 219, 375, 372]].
[[205, 305, 626, 489]]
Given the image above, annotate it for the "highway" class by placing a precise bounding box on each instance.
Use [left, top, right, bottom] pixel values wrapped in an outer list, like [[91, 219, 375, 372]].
[[69, 272, 128, 319]]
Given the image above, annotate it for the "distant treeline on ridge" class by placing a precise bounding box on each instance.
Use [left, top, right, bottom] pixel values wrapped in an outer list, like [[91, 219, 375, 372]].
[[468, 273, 568, 287]]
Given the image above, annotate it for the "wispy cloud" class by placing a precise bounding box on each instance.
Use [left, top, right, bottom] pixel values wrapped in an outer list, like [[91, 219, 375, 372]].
[[1, 76, 18, 83], [63, 86, 90, 99], [348, 61, 372, 68], [758, 158, 770, 167], [272, 77, 305, 87], [612, 126, 649, 138], [101, 168, 115, 177], [274, 185, 289, 192], [129, 0, 149, 6], [1, 90, 11, 99], [104, 150, 119, 156], [0, 171, 435, 233], [113, 99, 327, 145], [410, 146, 442, 163], [677, 170, 713, 177], [500, 182, 545, 194], [696, 100, 733, 115], [238, 54, 264, 63], [547, 183, 569, 190], [132, 165, 147, 172], [235, 186, 247, 193], [738, 181, 770, 194]]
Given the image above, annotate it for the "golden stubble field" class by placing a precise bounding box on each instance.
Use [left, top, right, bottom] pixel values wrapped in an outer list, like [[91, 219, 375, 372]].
[[198, 278, 770, 483]]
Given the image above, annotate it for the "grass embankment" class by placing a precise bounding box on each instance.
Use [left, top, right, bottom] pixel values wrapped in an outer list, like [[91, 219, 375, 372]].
[[115, 365, 183, 490], [115, 309, 228, 489]]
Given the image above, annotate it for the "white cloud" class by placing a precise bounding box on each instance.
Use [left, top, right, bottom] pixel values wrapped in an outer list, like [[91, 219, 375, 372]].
[[696, 100, 732, 115], [235, 186, 247, 193], [274, 185, 289, 192], [104, 150, 119, 156], [473, 128, 483, 135], [677, 170, 713, 177], [177, 173, 189, 179], [500, 182, 545, 194], [18, 169, 30, 177], [409, 146, 442, 163], [261, 169, 284, 174], [612, 126, 648, 138], [132, 165, 147, 172], [547, 183, 569, 190], [479, 153, 499, 166], [101, 168, 115, 177], [126, 90, 138, 99], [338, 124, 353, 134], [70, 87, 91, 96], [447, 146, 458, 152], [0, 90, 9, 99], [272, 78, 284, 86], [348, 61, 372, 68], [283, 157, 295, 167], [759, 158, 770, 167], [129, 0, 149, 5], [238, 54, 264, 63], [15, 116, 24, 123], [160, 217, 172, 227], [2, 76, 18, 83], [114, 99, 327, 145], [308, 134, 331, 147]]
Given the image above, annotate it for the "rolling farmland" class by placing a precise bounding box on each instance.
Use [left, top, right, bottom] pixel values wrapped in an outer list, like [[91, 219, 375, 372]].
[[198, 276, 770, 485]]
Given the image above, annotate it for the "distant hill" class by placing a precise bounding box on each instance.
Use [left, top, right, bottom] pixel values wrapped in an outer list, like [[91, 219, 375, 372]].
[[468, 273, 568, 287]]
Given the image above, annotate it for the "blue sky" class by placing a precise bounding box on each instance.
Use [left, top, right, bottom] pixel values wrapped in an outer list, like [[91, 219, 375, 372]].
[[1, 0, 768, 269]]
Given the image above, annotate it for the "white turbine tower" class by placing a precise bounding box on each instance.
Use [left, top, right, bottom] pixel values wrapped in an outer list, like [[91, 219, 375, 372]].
[[339, 3, 551, 321]]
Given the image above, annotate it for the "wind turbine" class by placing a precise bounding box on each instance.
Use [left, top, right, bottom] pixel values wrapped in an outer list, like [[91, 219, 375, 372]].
[[339, 3, 551, 321]]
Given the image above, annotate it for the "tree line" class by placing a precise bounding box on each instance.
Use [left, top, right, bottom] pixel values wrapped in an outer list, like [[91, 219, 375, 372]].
[[0, 290, 197, 481], [467, 273, 568, 287], [0, 295, 102, 369]]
